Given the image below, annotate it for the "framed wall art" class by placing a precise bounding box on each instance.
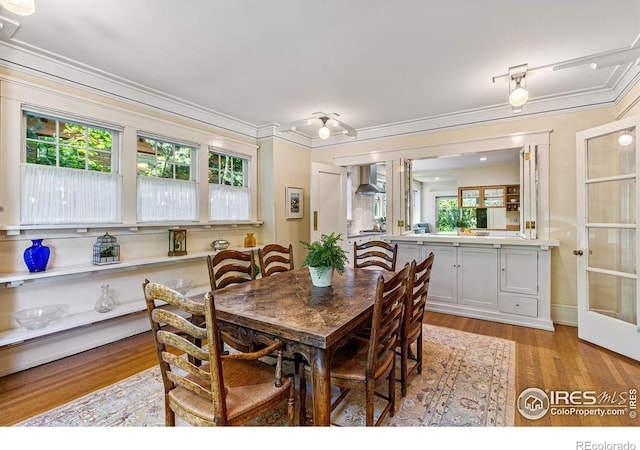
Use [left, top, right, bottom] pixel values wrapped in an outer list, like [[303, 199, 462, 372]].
[[285, 187, 303, 219]]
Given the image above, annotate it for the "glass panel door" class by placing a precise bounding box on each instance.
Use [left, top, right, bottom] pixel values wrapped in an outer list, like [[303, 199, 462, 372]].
[[576, 117, 640, 361]]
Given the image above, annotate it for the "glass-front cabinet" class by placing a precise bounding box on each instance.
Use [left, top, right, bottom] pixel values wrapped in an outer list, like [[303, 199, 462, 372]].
[[458, 186, 505, 208], [459, 188, 480, 207]]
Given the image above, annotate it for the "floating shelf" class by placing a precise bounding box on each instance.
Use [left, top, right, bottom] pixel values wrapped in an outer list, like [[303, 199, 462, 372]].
[[0, 285, 210, 346], [0, 246, 263, 288]]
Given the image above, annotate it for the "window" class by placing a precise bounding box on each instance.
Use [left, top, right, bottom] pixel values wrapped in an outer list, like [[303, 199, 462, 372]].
[[208, 150, 250, 221], [136, 136, 198, 222], [21, 112, 121, 225], [136, 137, 193, 180], [26, 113, 115, 172]]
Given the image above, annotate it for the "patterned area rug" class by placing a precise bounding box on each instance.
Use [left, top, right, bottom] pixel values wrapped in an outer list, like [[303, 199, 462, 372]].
[[15, 324, 515, 427]]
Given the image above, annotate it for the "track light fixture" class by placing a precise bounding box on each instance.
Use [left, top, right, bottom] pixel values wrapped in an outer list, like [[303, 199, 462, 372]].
[[508, 64, 528, 113]]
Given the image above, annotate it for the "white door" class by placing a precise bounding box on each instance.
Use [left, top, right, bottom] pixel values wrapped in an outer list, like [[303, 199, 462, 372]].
[[575, 116, 640, 361], [309, 162, 347, 245]]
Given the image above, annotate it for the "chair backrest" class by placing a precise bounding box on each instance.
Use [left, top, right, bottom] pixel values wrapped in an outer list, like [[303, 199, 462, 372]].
[[354, 240, 398, 271], [143, 280, 229, 423], [207, 249, 256, 290], [366, 264, 409, 378], [403, 252, 435, 340], [257, 243, 294, 277]]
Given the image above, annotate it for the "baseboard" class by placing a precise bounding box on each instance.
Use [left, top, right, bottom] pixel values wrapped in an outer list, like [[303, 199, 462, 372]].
[[551, 304, 577, 327]]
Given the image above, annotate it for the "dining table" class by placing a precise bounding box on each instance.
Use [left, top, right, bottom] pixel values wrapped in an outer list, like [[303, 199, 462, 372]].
[[198, 265, 394, 426]]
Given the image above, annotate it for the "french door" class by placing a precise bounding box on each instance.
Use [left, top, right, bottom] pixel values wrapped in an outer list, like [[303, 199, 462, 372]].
[[575, 116, 640, 361]]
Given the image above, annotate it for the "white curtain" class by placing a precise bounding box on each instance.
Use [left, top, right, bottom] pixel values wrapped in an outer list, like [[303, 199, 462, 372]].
[[210, 184, 250, 221], [137, 177, 198, 222], [21, 164, 122, 224]]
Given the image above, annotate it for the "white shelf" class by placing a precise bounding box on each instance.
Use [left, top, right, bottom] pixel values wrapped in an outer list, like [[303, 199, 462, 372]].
[[0, 246, 263, 288], [0, 285, 210, 346]]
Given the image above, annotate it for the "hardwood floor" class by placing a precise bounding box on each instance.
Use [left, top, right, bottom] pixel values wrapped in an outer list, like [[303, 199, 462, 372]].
[[0, 312, 638, 427]]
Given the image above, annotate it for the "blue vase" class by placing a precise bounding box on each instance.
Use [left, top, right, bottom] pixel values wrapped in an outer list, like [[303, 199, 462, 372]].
[[23, 239, 51, 273]]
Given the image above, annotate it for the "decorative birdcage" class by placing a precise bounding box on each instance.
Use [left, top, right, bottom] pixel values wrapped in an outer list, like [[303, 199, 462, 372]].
[[92, 233, 120, 265]]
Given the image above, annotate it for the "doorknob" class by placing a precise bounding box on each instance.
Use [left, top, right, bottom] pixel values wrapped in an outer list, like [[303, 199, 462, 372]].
[[573, 249, 584, 255]]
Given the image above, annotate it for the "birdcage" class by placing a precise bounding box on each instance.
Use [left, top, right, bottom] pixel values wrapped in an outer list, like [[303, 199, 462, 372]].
[[93, 233, 120, 265]]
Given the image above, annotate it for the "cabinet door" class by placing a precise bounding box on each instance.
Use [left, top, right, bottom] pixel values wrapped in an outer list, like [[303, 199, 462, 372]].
[[395, 242, 422, 269], [423, 245, 457, 304], [482, 186, 505, 207], [457, 247, 498, 309], [459, 188, 480, 208], [500, 248, 538, 295]]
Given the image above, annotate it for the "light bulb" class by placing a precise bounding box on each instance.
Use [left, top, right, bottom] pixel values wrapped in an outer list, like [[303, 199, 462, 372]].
[[0, 0, 35, 15], [618, 133, 633, 146], [509, 86, 529, 107], [318, 126, 330, 140]]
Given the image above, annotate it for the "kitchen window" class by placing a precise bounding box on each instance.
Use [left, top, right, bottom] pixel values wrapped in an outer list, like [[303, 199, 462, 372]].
[[21, 111, 122, 224], [208, 150, 251, 221], [136, 136, 198, 222]]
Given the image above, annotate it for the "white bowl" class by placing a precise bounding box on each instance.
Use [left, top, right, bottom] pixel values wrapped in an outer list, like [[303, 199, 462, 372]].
[[12, 304, 66, 330], [163, 278, 193, 295]]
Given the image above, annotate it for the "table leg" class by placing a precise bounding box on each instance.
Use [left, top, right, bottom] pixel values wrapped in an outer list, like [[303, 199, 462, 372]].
[[310, 346, 331, 426]]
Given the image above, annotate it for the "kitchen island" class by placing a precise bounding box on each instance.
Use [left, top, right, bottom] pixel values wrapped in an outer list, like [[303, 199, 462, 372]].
[[385, 233, 559, 330]]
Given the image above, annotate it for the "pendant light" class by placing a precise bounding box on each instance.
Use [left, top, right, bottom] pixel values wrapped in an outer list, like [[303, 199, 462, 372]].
[[618, 131, 634, 146]]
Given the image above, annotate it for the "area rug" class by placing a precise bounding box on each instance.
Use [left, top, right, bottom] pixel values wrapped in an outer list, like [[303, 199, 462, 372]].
[[15, 324, 515, 427]]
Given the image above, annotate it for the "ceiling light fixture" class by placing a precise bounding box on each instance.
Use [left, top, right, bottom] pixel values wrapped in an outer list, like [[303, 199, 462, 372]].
[[318, 117, 331, 140], [0, 0, 35, 15], [508, 64, 528, 113], [618, 131, 634, 146], [276, 112, 357, 141]]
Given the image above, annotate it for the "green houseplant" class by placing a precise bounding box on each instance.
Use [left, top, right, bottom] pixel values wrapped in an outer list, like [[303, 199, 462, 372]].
[[300, 232, 348, 287]]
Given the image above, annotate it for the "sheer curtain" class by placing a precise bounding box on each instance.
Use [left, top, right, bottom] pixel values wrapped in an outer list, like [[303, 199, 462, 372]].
[[21, 164, 122, 224], [137, 177, 198, 222], [209, 184, 250, 221]]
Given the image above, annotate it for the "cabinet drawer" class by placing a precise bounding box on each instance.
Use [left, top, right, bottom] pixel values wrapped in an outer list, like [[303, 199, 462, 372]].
[[499, 294, 538, 317]]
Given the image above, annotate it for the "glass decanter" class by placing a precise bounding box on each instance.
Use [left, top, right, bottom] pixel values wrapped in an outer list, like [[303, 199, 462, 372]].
[[95, 284, 116, 313]]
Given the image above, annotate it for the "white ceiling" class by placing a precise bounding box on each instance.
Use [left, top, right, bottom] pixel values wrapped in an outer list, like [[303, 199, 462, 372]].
[[0, 0, 639, 145]]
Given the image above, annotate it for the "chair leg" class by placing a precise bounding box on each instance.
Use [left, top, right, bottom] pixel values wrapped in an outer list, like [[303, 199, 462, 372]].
[[400, 340, 408, 397], [389, 358, 396, 418], [366, 383, 375, 426], [416, 332, 423, 374], [166, 401, 175, 426], [298, 366, 308, 426], [287, 375, 296, 426]]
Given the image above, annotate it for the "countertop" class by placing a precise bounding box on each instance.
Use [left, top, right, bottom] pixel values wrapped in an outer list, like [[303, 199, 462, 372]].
[[384, 233, 559, 249]]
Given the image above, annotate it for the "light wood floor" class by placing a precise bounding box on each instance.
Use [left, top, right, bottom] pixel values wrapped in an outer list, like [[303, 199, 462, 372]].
[[0, 312, 638, 426]]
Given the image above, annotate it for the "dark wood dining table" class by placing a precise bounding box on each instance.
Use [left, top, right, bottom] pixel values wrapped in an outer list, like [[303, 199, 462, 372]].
[[199, 265, 393, 426]]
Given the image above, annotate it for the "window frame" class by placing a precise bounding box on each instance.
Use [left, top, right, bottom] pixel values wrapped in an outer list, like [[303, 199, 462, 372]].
[[207, 147, 254, 222]]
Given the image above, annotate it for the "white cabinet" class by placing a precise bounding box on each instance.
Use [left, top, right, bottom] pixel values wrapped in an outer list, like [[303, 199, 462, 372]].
[[389, 236, 556, 331], [457, 247, 498, 309]]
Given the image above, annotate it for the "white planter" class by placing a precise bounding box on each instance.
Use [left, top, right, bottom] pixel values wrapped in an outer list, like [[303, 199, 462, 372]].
[[308, 266, 334, 287]]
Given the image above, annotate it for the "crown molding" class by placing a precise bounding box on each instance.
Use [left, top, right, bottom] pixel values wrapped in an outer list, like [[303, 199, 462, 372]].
[[0, 40, 258, 140]]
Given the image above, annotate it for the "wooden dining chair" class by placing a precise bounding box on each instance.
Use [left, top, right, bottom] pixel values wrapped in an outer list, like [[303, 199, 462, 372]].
[[207, 249, 256, 290], [206, 249, 258, 353], [353, 240, 398, 271], [299, 264, 409, 426], [398, 252, 435, 397], [257, 243, 294, 277], [143, 280, 295, 426]]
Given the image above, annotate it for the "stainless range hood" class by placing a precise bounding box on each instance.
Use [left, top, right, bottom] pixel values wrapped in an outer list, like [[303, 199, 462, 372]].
[[355, 164, 385, 195]]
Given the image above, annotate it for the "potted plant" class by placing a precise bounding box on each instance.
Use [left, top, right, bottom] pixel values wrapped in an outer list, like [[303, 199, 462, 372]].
[[300, 232, 348, 287], [454, 216, 468, 235]]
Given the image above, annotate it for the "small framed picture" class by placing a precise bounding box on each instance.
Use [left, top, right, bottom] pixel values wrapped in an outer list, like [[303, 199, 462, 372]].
[[285, 187, 303, 219]]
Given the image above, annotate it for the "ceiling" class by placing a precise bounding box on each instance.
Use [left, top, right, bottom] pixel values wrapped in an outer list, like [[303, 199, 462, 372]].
[[0, 0, 639, 146]]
